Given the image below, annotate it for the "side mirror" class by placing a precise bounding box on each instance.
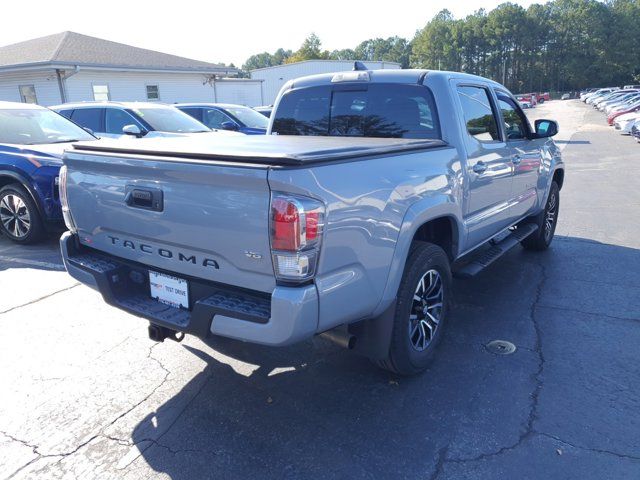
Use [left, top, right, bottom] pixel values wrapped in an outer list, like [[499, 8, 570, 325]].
[[122, 124, 144, 138], [220, 121, 239, 131], [534, 119, 558, 138]]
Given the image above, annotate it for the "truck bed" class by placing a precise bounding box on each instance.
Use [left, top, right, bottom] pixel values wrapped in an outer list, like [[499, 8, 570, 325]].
[[71, 135, 448, 166]]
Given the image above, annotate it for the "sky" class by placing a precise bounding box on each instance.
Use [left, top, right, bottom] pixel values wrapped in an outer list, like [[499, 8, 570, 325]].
[[2, 0, 539, 68]]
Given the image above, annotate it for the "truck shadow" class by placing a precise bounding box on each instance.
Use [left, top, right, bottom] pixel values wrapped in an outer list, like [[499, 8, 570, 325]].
[[130, 236, 640, 479], [0, 233, 64, 272]]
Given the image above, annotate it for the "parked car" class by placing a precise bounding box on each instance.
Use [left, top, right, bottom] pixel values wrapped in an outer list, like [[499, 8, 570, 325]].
[[632, 123, 640, 143], [517, 93, 537, 106], [606, 100, 640, 125], [254, 106, 273, 118], [51, 102, 229, 139], [59, 69, 563, 375], [176, 103, 268, 135], [516, 96, 533, 108], [536, 92, 550, 103], [613, 112, 640, 134], [561, 93, 571, 100], [0, 101, 95, 243], [585, 88, 618, 105], [604, 93, 640, 114]]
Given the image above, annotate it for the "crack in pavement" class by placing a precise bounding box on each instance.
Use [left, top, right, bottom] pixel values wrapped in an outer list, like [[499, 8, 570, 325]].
[[428, 262, 640, 476], [0, 284, 79, 315], [535, 432, 640, 461], [536, 304, 640, 324], [430, 263, 548, 476], [1, 343, 173, 479]]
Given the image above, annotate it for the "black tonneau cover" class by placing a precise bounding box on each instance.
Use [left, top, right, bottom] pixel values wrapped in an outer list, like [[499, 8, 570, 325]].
[[71, 134, 447, 166]]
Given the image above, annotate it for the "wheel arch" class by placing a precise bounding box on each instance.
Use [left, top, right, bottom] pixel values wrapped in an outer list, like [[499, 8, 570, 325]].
[[372, 200, 463, 319], [552, 168, 564, 190], [0, 170, 46, 220]]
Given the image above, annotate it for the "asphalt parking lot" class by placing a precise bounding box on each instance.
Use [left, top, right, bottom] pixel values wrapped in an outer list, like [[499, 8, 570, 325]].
[[1, 100, 639, 479]]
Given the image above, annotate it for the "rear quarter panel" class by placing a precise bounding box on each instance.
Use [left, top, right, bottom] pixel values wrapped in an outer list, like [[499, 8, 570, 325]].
[[268, 146, 463, 331]]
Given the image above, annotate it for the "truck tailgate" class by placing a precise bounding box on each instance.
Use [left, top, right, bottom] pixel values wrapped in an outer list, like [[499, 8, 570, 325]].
[[63, 150, 275, 293]]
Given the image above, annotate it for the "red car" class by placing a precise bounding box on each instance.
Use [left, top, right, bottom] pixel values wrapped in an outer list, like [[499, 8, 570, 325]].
[[607, 103, 640, 125], [536, 92, 551, 103]]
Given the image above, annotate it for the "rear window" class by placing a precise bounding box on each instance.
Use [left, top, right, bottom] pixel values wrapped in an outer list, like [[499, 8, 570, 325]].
[[272, 84, 440, 139]]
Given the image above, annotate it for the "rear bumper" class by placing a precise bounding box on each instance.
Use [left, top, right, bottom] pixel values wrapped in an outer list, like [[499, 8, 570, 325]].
[[60, 232, 318, 346]]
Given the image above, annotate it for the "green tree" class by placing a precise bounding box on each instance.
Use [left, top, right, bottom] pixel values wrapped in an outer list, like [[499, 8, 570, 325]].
[[354, 36, 412, 68], [286, 33, 329, 63]]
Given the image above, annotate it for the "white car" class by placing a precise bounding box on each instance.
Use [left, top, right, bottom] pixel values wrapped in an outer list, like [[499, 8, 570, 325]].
[[561, 93, 571, 100], [613, 112, 640, 134], [51, 101, 241, 139]]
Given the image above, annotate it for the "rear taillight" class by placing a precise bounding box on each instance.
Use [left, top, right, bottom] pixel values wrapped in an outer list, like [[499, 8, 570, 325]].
[[270, 192, 325, 283], [58, 165, 77, 233]]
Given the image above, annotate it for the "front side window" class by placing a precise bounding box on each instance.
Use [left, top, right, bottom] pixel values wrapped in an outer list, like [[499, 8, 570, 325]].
[[202, 108, 231, 129], [457, 85, 500, 142], [223, 106, 268, 129], [70, 108, 104, 133], [92, 85, 110, 101], [0, 108, 94, 144], [272, 84, 440, 139], [105, 108, 143, 134], [19, 85, 37, 104], [496, 92, 529, 140], [146, 85, 160, 101]]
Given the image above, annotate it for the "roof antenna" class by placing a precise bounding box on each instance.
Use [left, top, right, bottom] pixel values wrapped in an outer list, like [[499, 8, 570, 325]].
[[353, 61, 367, 71]]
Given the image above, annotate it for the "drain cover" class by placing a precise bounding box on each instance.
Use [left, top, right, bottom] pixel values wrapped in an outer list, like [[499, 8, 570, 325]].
[[486, 340, 516, 355]]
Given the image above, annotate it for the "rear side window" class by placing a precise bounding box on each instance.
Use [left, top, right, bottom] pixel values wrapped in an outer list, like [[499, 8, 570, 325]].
[[272, 84, 440, 139], [457, 86, 500, 142], [71, 108, 103, 132], [179, 107, 203, 122]]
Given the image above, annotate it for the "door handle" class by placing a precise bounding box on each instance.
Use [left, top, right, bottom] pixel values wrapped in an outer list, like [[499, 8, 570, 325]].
[[512, 154, 522, 165], [472, 162, 487, 174]]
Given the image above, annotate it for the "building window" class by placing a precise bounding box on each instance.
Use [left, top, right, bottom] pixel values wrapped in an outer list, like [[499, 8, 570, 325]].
[[19, 85, 38, 104], [92, 85, 110, 101], [146, 85, 160, 101]]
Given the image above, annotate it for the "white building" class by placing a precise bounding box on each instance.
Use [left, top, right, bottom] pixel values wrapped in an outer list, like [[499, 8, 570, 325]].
[[250, 60, 402, 105], [0, 32, 265, 106]]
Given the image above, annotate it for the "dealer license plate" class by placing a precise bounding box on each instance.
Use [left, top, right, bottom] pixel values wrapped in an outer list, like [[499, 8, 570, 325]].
[[149, 271, 189, 309]]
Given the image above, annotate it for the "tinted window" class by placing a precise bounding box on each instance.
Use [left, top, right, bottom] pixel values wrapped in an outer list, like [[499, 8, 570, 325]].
[[178, 107, 203, 122], [57, 109, 73, 119], [71, 108, 103, 132], [105, 108, 143, 134], [496, 92, 528, 140], [202, 108, 231, 129], [272, 84, 440, 139], [457, 86, 500, 142]]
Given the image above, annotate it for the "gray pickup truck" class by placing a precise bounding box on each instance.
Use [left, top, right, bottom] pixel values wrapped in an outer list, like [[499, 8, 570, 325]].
[[59, 68, 564, 375]]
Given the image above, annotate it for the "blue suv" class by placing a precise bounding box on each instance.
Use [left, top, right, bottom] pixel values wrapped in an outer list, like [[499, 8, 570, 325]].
[[0, 101, 95, 243], [176, 103, 268, 135]]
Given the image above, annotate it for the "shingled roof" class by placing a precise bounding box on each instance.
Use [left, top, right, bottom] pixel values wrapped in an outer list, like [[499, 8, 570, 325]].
[[0, 31, 237, 74]]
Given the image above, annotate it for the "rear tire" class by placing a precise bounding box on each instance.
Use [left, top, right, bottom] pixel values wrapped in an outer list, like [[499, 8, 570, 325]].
[[375, 242, 451, 376], [0, 184, 45, 244], [521, 181, 559, 251]]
